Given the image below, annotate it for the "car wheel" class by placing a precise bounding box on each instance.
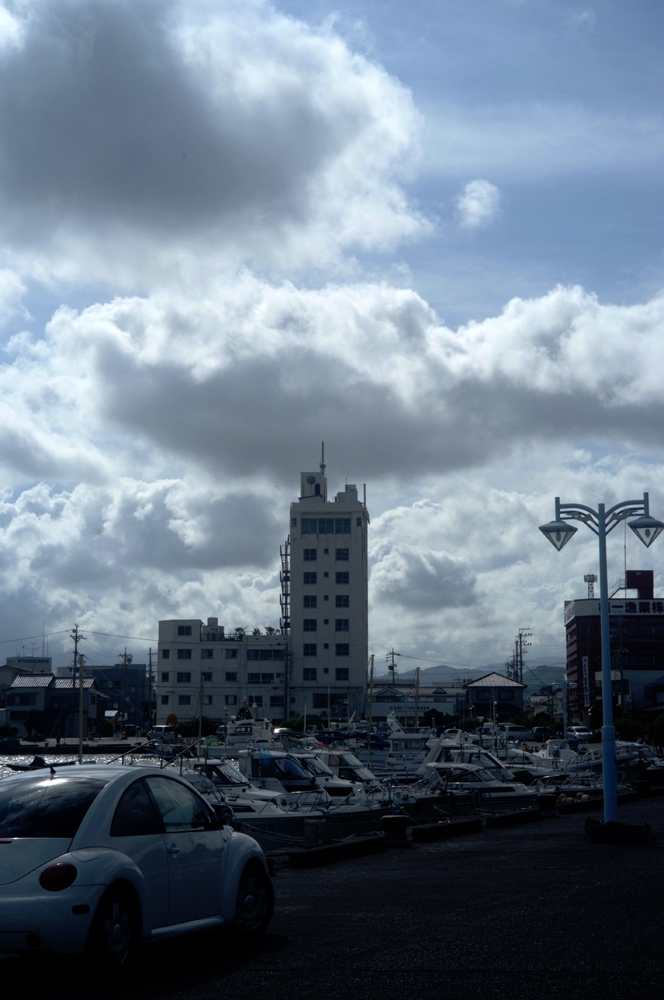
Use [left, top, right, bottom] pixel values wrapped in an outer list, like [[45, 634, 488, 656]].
[[89, 885, 138, 970], [234, 864, 274, 936]]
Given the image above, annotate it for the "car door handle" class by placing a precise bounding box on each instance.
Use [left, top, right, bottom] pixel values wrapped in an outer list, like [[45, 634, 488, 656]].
[[167, 844, 181, 855]]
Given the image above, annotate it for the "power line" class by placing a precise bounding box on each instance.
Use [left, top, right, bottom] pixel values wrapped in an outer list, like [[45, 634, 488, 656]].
[[0, 630, 70, 646], [88, 631, 158, 642]]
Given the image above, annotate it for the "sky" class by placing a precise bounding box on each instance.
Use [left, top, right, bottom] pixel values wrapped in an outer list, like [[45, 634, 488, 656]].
[[0, 0, 662, 675]]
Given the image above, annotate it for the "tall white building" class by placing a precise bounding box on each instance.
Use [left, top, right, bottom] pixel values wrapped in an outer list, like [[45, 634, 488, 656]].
[[155, 463, 369, 726], [288, 466, 369, 721]]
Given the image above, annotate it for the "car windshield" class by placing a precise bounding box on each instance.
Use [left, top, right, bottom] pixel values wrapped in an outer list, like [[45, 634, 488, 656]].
[[0, 775, 108, 838]]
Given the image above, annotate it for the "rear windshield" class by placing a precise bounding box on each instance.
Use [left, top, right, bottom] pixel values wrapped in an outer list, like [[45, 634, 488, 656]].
[[0, 776, 108, 838]]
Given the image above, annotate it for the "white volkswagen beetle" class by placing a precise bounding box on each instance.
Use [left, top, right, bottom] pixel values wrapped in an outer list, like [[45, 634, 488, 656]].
[[0, 764, 274, 967]]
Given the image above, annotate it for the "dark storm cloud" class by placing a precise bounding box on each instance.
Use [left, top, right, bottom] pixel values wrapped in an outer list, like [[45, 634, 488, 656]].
[[0, 0, 421, 280], [94, 343, 664, 485], [0, 0, 336, 232]]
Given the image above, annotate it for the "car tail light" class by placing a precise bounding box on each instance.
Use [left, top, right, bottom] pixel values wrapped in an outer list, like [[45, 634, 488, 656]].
[[39, 863, 77, 891]]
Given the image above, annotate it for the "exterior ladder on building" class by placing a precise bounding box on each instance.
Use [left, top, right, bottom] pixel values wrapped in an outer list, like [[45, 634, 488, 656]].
[[279, 538, 291, 633]]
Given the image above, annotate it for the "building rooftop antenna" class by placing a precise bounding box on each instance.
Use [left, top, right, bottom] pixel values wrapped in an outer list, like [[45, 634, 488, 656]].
[[584, 573, 598, 598], [319, 441, 327, 500]]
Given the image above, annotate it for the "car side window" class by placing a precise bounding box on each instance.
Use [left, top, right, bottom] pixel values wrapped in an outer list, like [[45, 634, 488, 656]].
[[144, 776, 214, 833], [110, 779, 162, 837]]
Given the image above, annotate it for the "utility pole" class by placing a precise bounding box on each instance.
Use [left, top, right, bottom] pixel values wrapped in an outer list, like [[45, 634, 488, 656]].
[[70, 625, 86, 764], [517, 628, 531, 684], [199, 673, 205, 741], [386, 648, 401, 684], [148, 647, 153, 731], [367, 655, 374, 767], [414, 667, 420, 728]]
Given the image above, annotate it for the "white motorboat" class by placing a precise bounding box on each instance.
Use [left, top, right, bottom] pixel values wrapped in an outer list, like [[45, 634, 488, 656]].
[[355, 715, 437, 779], [420, 762, 540, 812]]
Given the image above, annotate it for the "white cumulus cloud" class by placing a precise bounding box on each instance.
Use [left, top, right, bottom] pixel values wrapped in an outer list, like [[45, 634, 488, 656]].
[[455, 179, 502, 228]]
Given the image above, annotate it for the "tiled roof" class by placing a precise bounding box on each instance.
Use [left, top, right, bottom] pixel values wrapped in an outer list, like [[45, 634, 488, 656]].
[[466, 672, 526, 689], [53, 677, 96, 689], [10, 675, 53, 688]]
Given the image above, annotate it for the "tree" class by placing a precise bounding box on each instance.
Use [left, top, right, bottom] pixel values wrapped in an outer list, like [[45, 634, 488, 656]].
[[166, 713, 178, 726]]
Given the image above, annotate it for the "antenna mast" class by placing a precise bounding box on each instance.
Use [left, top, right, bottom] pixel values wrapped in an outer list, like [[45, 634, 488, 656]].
[[319, 441, 327, 500]]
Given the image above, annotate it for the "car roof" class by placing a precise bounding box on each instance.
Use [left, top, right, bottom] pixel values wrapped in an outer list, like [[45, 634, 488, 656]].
[[1, 763, 184, 786]]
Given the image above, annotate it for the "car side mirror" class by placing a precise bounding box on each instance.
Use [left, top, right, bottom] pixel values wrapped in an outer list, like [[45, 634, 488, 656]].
[[213, 803, 234, 828]]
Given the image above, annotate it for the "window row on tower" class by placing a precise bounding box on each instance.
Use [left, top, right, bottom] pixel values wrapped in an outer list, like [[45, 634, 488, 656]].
[[303, 548, 349, 561], [303, 595, 349, 608], [303, 572, 349, 584], [303, 643, 349, 656]]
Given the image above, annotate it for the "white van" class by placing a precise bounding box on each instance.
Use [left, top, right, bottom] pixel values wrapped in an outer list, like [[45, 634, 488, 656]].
[[149, 725, 175, 743]]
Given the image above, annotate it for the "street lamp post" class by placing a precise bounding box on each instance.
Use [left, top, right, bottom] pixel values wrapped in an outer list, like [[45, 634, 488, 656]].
[[539, 492, 664, 823]]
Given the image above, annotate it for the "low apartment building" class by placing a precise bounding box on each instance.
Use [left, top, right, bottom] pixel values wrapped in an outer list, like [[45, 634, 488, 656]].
[[156, 618, 290, 725]]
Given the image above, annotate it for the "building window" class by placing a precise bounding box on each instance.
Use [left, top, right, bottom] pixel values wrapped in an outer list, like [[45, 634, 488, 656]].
[[304, 572, 317, 584], [270, 696, 285, 707], [336, 549, 349, 561], [225, 695, 237, 705], [323, 571, 329, 578], [292, 517, 297, 527], [303, 549, 317, 561], [272, 649, 286, 661], [302, 517, 350, 535], [336, 572, 349, 585], [177, 626, 192, 636], [225, 671, 237, 682], [323, 619, 329, 625], [323, 643, 329, 649], [303, 619, 317, 632], [303, 668, 317, 681], [201, 672, 212, 682], [336, 668, 349, 681], [335, 644, 349, 657], [178, 695, 191, 706], [161, 672, 169, 683], [161, 695, 169, 705], [176, 672, 191, 683], [225, 649, 238, 659], [248, 695, 263, 707], [248, 673, 261, 685], [201, 649, 214, 659], [203, 695, 213, 705], [323, 667, 329, 673], [177, 649, 192, 660], [261, 673, 275, 684], [303, 644, 317, 656], [336, 595, 349, 608], [324, 595, 329, 601], [356, 517, 362, 526], [304, 595, 317, 608], [162, 649, 170, 659], [313, 694, 327, 708], [335, 619, 349, 632], [323, 548, 329, 554]]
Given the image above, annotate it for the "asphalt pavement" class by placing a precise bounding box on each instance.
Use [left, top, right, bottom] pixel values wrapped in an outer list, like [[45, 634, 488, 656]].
[[3, 796, 664, 1000]]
